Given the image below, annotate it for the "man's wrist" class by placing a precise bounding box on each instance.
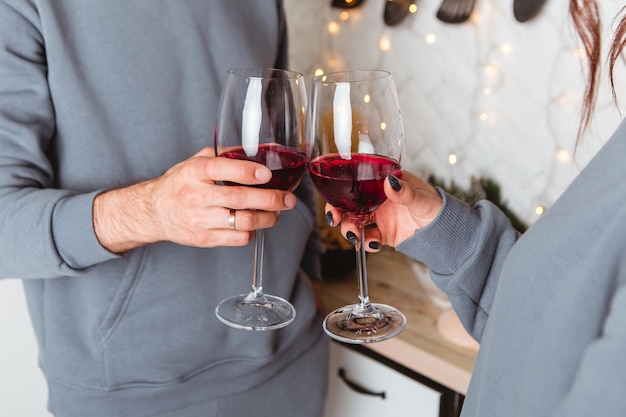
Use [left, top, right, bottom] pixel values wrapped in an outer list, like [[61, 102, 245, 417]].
[[93, 180, 159, 254]]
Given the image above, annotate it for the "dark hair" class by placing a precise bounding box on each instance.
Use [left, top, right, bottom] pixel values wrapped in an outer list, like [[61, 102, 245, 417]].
[[571, 1, 626, 140]]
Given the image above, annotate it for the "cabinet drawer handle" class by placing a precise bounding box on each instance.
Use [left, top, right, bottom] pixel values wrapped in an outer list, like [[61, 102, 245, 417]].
[[338, 368, 386, 399]]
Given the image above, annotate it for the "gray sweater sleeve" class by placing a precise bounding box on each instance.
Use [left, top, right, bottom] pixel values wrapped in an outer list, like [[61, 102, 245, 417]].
[[0, 3, 118, 279], [396, 188, 520, 341]]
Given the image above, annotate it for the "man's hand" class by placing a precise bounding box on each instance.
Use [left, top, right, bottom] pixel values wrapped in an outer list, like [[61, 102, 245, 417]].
[[93, 147, 296, 253]]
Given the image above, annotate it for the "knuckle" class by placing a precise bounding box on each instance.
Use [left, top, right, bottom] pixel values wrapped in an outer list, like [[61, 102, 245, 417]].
[[236, 164, 252, 180], [235, 210, 254, 230], [182, 157, 202, 176], [225, 189, 247, 208], [213, 185, 244, 208], [261, 190, 282, 208], [177, 187, 198, 207], [202, 156, 221, 178], [210, 185, 228, 202], [218, 158, 255, 184], [233, 232, 254, 246], [260, 212, 280, 229]]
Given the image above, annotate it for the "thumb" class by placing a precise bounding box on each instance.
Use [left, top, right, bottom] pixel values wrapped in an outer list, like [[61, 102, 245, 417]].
[[384, 172, 443, 229], [385, 173, 416, 205]]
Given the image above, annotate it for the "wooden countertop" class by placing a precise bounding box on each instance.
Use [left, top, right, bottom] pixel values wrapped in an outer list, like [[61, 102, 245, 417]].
[[321, 247, 477, 395]]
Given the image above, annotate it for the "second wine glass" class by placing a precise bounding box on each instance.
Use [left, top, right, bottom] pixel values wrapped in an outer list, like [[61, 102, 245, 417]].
[[214, 68, 308, 330], [306, 70, 407, 343]]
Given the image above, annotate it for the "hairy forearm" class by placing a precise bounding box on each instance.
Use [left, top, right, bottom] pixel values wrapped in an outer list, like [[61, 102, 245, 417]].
[[93, 179, 160, 254]]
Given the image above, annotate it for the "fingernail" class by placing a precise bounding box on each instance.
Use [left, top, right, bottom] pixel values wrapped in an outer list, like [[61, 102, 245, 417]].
[[388, 174, 401, 191], [325, 211, 334, 227], [284, 194, 296, 208], [345, 231, 358, 245], [368, 241, 380, 250], [255, 168, 271, 182]]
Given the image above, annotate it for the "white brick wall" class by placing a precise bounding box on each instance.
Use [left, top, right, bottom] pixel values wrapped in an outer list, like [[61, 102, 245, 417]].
[[285, 0, 625, 224]]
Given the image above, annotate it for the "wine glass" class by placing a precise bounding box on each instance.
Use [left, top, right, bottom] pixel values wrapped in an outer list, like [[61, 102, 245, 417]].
[[214, 68, 308, 330], [306, 70, 407, 343]]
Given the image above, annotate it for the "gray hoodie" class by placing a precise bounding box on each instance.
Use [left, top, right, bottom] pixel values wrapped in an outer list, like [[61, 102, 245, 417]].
[[398, 119, 626, 416], [0, 1, 325, 415]]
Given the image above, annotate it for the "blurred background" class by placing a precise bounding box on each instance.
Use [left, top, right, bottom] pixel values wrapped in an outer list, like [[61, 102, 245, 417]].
[[285, 0, 624, 224], [1, 0, 624, 415]]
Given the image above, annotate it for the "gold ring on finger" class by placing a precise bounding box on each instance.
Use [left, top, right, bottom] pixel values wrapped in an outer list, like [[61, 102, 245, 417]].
[[228, 209, 236, 230]]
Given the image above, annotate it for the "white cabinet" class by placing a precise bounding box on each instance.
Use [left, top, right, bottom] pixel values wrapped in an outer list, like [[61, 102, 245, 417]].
[[324, 342, 445, 417]]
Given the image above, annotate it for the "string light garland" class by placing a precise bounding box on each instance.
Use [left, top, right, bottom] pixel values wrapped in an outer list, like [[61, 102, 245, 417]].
[[307, 0, 623, 225]]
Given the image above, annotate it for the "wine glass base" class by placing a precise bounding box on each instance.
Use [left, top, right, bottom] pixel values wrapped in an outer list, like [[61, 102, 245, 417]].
[[323, 303, 407, 344], [215, 293, 296, 331]]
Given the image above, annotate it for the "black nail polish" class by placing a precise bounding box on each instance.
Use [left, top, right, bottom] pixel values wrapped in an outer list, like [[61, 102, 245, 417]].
[[325, 211, 334, 227], [388, 174, 401, 191], [346, 231, 358, 245], [368, 241, 381, 250]]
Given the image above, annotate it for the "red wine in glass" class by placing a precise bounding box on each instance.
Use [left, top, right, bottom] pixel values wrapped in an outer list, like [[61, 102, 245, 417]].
[[305, 69, 407, 343], [220, 143, 306, 192], [309, 153, 402, 219], [214, 67, 307, 331]]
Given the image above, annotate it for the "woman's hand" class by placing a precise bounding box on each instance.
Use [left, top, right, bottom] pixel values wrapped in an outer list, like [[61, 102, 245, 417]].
[[324, 171, 443, 251], [94, 147, 296, 253]]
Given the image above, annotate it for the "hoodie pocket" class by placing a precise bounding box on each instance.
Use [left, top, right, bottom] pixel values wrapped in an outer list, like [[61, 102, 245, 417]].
[[98, 247, 149, 341], [96, 200, 315, 389]]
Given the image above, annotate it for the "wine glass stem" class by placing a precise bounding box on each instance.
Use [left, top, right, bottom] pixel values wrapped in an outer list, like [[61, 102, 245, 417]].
[[354, 224, 373, 314], [251, 228, 265, 298]]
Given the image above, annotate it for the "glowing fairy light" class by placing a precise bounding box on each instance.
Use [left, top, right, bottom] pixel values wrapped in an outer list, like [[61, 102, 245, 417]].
[[425, 33, 436, 44], [379, 36, 391, 51], [328, 21, 340, 35], [483, 87, 493, 95], [340, 11, 350, 20], [556, 148, 571, 162], [409, 3, 418, 13], [500, 43, 513, 54], [479, 112, 488, 121], [535, 206, 545, 215], [314, 68, 324, 77], [363, 94, 371, 103], [380, 121, 387, 130], [448, 153, 458, 165]]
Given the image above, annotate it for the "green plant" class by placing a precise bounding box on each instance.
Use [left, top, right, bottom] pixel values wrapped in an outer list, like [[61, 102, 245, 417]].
[[428, 175, 528, 233]]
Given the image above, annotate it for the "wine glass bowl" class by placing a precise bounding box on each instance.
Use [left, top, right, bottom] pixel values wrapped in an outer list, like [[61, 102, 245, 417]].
[[219, 143, 307, 192], [306, 70, 407, 343], [309, 153, 403, 221], [214, 68, 308, 330]]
